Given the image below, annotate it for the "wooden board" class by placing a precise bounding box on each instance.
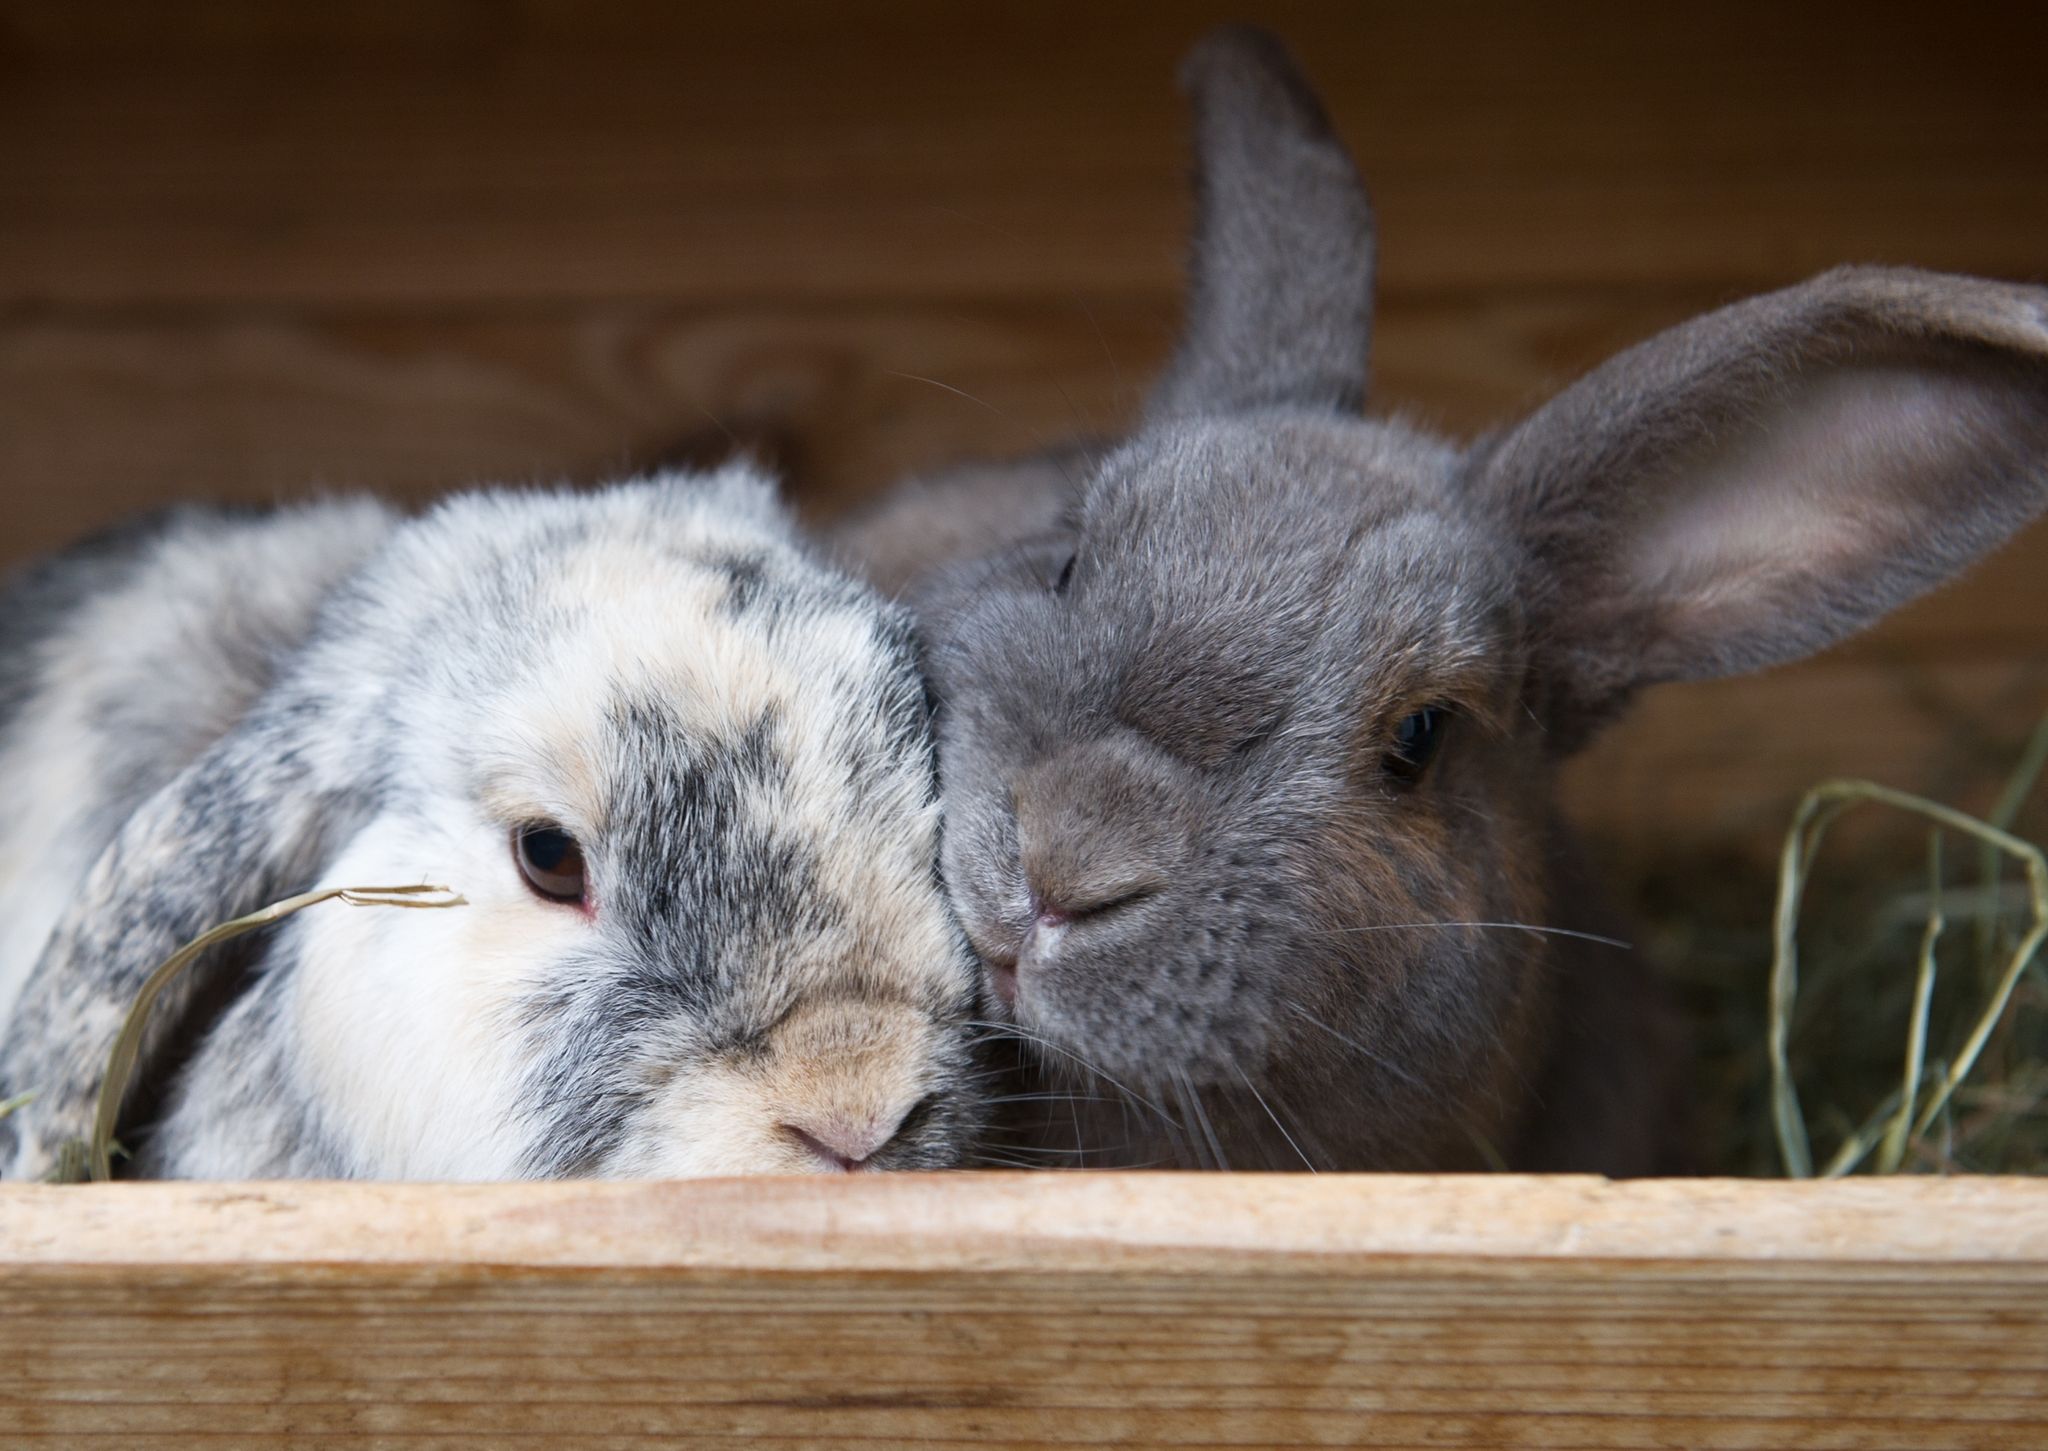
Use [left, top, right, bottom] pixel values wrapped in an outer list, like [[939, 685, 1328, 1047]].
[[2, 1174, 2045, 1446], [4, 0, 2048, 861], [6, 2, 2046, 306]]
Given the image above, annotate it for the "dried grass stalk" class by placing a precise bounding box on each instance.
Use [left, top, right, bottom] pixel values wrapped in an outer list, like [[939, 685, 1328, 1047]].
[[1770, 781, 2048, 1178], [84, 883, 465, 1182]]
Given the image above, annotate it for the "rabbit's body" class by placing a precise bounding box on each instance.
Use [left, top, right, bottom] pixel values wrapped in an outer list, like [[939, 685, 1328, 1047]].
[[0, 469, 984, 1181], [833, 30, 2048, 1173]]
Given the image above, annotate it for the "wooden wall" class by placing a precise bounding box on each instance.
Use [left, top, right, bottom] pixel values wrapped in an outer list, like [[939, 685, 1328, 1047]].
[[4, 0, 2046, 858]]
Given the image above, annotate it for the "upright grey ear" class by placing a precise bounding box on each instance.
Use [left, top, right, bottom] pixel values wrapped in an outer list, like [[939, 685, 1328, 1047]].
[[1474, 267, 2048, 741], [1145, 27, 1375, 423], [0, 708, 364, 1180]]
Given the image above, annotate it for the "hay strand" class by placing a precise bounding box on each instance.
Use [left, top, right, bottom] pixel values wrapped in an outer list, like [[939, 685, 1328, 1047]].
[[1876, 834, 1945, 1175], [86, 882, 465, 1182], [1973, 711, 2048, 985], [1769, 780, 2048, 1178]]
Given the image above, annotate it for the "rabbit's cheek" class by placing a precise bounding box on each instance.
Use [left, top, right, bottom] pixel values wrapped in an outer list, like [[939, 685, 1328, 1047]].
[[278, 819, 589, 1179], [285, 901, 541, 1179], [0, 832, 92, 1035]]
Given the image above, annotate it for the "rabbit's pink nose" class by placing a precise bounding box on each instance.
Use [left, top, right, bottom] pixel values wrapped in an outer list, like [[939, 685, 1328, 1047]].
[[781, 1119, 894, 1173]]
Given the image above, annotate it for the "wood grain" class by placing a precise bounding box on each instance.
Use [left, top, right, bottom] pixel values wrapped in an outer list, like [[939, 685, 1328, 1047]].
[[3, 0, 2046, 859], [3, 1175, 2045, 1446], [4, 2, 2046, 306]]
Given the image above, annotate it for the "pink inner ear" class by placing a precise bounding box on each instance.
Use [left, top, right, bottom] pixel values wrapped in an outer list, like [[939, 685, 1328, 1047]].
[[1627, 365, 2011, 645]]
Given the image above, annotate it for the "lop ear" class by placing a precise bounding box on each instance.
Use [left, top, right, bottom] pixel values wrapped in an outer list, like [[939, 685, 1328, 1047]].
[[0, 710, 366, 1180], [1145, 26, 1375, 423], [1474, 267, 2048, 743]]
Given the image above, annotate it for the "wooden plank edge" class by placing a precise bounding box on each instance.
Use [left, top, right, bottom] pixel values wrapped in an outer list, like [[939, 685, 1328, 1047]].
[[2, 1173, 2044, 1272]]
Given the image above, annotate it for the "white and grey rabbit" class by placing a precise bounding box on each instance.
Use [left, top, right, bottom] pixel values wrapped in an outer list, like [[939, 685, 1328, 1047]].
[[833, 27, 2048, 1173], [0, 465, 985, 1180]]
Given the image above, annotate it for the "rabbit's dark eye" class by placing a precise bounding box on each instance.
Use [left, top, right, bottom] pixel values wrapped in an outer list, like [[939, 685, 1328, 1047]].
[[1051, 550, 1078, 595], [1384, 707, 1448, 784], [514, 823, 588, 904]]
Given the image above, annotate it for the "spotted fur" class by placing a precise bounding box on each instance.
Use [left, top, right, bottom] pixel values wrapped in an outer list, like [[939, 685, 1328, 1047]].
[[0, 466, 983, 1180]]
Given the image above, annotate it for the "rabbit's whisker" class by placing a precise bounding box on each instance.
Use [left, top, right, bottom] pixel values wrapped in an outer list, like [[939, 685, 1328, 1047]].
[[982, 1141, 1112, 1159], [1082, 303, 1129, 416], [882, 370, 1012, 422], [1318, 920, 1632, 950], [1282, 1000, 1429, 1093], [983, 1091, 1115, 1106], [963, 1018, 1176, 1125], [1174, 1066, 1230, 1171], [1231, 1060, 1317, 1173]]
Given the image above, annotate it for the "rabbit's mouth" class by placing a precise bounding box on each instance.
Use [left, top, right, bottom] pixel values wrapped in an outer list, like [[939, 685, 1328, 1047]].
[[987, 953, 1020, 1006]]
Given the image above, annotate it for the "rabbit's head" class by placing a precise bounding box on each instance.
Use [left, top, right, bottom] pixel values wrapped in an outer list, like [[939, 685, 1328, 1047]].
[[1, 467, 984, 1180], [914, 29, 2048, 1169]]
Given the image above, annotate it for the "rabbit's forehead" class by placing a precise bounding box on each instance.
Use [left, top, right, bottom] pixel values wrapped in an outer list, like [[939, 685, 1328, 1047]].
[[464, 594, 908, 808], [1084, 419, 1503, 614], [1072, 483, 1513, 719], [1087, 412, 1458, 532], [377, 507, 899, 815]]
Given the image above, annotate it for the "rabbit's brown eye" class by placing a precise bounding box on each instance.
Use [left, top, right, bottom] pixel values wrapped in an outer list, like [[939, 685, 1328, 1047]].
[[514, 824, 587, 904], [1384, 707, 1448, 784], [1052, 550, 1078, 595]]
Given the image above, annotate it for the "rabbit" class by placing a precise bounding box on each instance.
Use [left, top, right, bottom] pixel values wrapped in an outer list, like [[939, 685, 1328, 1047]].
[[0, 464, 986, 1180], [829, 26, 2048, 1174]]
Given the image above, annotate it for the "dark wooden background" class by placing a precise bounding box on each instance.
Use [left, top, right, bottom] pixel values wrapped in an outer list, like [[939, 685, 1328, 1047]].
[[4, 0, 2046, 859]]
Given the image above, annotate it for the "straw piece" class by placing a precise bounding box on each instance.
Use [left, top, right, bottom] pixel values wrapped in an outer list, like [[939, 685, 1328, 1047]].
[[1876, 835, 1945, 1175], [1769, 781, 2048, 1178], [86, 883, 465, 1183]]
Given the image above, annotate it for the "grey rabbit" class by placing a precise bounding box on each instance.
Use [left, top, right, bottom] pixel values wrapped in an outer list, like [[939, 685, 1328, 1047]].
[[0, 466, 985, 1180], [832, 27, 2048, 1173]]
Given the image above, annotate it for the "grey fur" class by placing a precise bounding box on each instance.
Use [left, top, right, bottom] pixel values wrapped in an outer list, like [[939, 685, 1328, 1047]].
[[0, 470, 983, 1180], [832, 27, 2048, 1174], [1147, 26, 1375, 423]]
